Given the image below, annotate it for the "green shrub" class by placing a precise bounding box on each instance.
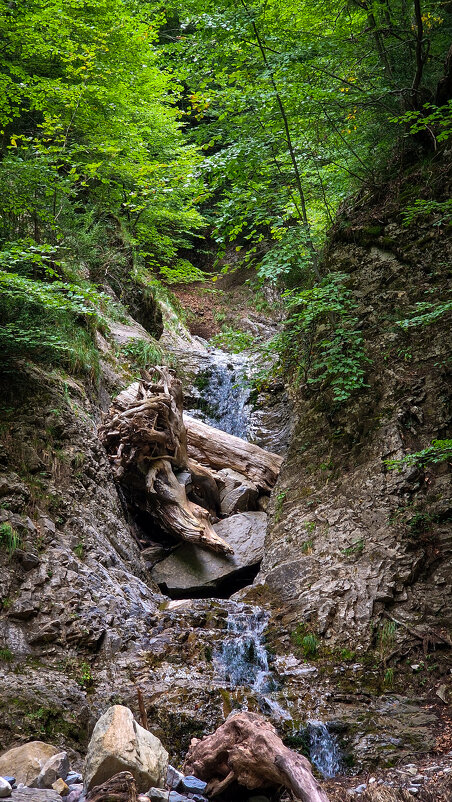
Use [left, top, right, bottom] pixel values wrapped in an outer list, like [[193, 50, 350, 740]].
[[0, 522, 21, 556]]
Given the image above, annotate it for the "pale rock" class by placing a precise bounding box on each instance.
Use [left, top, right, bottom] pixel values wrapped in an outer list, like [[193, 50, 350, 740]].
[[147, 790, 169, 802], [31, 752, 69, 788], [84, 705, 168, 792], [52, 778, 69, 796], [11, 790, 61, 801], [0, 778, 11, 798], [0, 743, 60, 787], [217, 469, 259, 515]]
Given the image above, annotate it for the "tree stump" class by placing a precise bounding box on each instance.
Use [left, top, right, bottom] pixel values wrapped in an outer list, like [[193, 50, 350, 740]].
[[86, 770, 137, 802], [184, 711, 330, 802]]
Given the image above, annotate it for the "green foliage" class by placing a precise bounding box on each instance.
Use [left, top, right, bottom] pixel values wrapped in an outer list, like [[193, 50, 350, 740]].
[[0, 522, 22, 556], [159, 259, 209, 285], [384, 439, 452, 471], [210, 326, 255, 353], [283, 273, 369, 402], [121, 338, 165, 369], [0, 0, 204, 373], [402, 198, 452, 227], [77, 661, 94, 690], [395, 298, 452, 329], [377, 620, 397, 663], [0, 647, 13, 662]]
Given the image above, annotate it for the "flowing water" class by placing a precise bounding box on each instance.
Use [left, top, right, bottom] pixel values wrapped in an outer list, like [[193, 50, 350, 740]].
[[181, 344, 342, 777], [184, 349, 251, 440], [214, 602, 341, 775]]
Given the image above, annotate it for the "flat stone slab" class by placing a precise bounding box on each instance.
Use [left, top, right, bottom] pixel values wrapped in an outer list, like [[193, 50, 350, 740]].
[[151, 512, 267, 595]]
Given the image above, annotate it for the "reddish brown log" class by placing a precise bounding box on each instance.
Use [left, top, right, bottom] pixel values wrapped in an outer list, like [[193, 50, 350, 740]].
[[86, 770, 137, 802], [184, 711, 330, 802]]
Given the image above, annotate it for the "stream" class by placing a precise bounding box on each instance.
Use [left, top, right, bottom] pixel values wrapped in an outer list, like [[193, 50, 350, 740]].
[[163, 342, 342, 779]]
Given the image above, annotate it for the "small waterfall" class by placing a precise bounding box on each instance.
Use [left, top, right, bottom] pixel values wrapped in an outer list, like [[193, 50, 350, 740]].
[[218, 606, 271, 690], [215, 604, 342, 774], [307, 720, 342, 779], [185, 350, 251, 439]]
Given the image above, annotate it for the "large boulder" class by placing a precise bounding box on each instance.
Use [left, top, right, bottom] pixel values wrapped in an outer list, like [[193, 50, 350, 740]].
[[0, 742, 59, 787], [150, 512, 267, 596], [30, 751, 69, 789], [84, 706, 168, 792]]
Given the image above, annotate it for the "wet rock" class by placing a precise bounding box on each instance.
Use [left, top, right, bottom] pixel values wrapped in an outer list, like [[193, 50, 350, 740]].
[[151, 512, 267, 595], [65, 774, 83, 786], [84, 705, 168, 792], [0, 743, 60, 787], [168, 794, 191, 802], [166, 767, 184, 791], [0, 778, 12, 798], [66, 788, 84, 802], [30, 751, 69, 788]]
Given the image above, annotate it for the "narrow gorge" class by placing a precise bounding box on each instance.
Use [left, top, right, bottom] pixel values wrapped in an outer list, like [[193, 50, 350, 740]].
[[0, 1, 452, 800]]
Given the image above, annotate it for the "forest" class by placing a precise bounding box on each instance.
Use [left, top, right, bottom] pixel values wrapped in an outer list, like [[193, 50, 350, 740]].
[[1, 0, 451, 403]]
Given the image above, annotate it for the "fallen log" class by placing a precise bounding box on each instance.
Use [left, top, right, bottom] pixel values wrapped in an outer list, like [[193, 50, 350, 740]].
[[99, 370, 282, 555], [184, 711, 330, 802], [146, 459, 233, 554], [184, 414, 283, 492]]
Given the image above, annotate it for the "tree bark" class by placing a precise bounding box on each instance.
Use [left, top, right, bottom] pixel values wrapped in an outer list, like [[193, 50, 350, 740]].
[[184, 415, 283, 492], [184, 711, 330, 802], [86, 771, 137, 802]]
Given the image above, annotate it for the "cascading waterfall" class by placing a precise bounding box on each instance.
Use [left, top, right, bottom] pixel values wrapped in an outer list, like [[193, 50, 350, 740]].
[[185, 349, 251, 439], [215, 602, 341, 775], [307, 721, 342, 779]]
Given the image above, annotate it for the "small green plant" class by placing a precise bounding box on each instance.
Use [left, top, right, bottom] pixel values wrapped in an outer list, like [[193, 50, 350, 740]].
[[377, 619, 397, 664], [301, 539, 313, 554], [304, 520, 316, 534], [0, 522, 21, 556], [384, 667, 394, 688], [0, 647, 13, 661], [301, 633, 319, 658], [291, 624, 320, 659], [121, 338, 164, 369], [340, 648, 355, 662], [77, 661, 94, 690], [274, 490, 287, 522], [384, 440, 452, 472], [73, 538, 85, 559], [342, 539, 364, 557]]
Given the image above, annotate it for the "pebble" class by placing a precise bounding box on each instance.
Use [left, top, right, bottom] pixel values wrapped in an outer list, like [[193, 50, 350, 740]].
[[0, 778, 12, 799], [353, 785, 367, 794], [407, 788, 419, 795]]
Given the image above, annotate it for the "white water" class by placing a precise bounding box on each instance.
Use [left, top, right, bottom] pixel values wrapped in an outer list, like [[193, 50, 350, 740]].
[[215, 603, 341, 776], [185, 349, 251, 440]]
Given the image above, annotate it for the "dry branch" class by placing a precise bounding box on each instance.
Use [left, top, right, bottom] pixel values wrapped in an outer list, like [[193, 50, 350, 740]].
[[184, 711, 330, 802]]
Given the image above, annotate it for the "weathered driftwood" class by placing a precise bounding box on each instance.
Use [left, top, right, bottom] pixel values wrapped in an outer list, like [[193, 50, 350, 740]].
[[146, 458, 232, 553], [184, 414, 283, 492], [86, 770, 137, 802], [99, 369, 282, 555], [184, 711, 330, 802]]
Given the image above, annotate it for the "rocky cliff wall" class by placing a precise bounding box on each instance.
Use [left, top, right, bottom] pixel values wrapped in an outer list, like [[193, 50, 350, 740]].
[[253, 159, 452, 650]]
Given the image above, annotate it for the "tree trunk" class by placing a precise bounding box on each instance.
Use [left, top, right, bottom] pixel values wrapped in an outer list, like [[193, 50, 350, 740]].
[[184, 712, 330, 802], [99, 371, 282, 554], [184, 415, 283, 492]]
